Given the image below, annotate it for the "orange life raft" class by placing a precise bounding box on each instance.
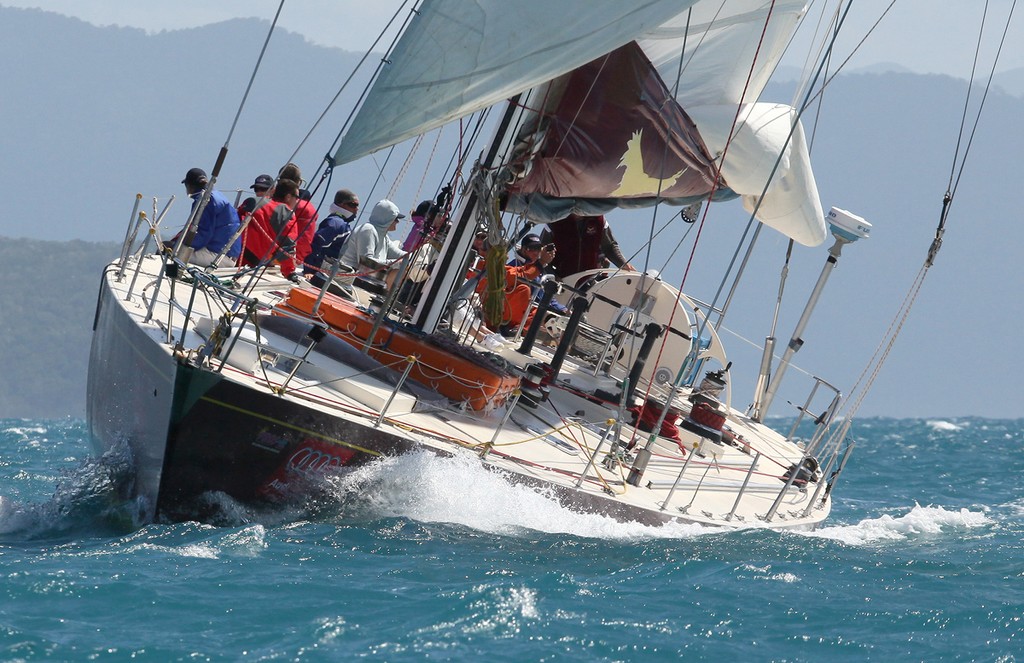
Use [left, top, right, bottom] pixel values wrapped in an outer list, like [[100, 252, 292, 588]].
[[278, 287, 520, 412]]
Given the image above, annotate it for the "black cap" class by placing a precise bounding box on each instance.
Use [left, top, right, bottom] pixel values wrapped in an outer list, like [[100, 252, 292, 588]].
[[251, 174, 274, 190], [414, 200, 438, 218], [521, 233, 543, 249], [182, 167, 208, 187]]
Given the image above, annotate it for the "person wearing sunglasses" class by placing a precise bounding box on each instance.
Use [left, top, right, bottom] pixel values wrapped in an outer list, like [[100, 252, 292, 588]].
[[303, 188, 360, 288]]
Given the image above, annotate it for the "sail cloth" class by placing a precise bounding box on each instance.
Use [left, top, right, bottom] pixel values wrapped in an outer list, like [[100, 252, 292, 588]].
[[687, 103, 825, 246], [333, 0, 701, 165], [335, 0, 826, 247], [507, 42, 721, 203], [638, 0, 826, 246]]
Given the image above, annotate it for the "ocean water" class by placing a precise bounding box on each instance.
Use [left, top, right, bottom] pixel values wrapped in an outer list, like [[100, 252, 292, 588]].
[[0, 418, 1020, 661]]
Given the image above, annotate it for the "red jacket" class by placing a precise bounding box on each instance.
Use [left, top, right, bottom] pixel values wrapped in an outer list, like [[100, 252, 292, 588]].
[[292, 199, 319, 264], [241, 200, 298, 276]]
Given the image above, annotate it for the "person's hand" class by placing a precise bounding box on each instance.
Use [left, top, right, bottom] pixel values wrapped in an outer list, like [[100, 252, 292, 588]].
[[539, 245, 556, 266], [623, 262, 636, 272]]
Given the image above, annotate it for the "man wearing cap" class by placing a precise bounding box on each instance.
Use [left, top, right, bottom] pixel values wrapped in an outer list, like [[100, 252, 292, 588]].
[[338, 200, 408, 277], [509, 233, 568, 315], [180, 167, 241, 268], [237, 174, 274, 220], [241, 178, 300, 279], [303, 188, 359, 284], [475, 233, 556, 334]]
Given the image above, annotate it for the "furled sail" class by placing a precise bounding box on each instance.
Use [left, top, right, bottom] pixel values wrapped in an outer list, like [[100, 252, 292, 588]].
[[336, 0, 825, 246]]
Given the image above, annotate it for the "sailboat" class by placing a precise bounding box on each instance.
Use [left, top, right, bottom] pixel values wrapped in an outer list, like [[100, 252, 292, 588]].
[[88, 0, 929, 528]]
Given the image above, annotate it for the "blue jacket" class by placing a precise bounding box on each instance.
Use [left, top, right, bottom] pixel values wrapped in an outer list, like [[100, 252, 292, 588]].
[[303, 212, 353, 275], [190, 190, 241, 258]]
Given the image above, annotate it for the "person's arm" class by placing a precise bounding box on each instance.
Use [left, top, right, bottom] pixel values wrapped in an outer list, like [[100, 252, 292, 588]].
[[601, 226, 634, 270], [304, 224, 328, 275], [385, 236, 407, 262], [356, 238, 379, 270], [508, 245, 555, 280]]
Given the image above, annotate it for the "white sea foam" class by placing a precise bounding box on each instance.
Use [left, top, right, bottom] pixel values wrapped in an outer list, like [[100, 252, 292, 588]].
[[926, 420, 965, 432], [740, 564, 801, 583], [806, 503, 992, 545], [328, 450, 712, 541], [219, 524, 269, 556], [1, 424, 48, 437]]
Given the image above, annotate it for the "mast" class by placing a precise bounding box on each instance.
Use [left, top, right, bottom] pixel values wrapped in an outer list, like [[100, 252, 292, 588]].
[[412, 93, 532, 333]]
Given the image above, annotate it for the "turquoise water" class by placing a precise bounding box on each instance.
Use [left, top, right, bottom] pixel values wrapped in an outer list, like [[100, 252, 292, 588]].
[[1, 418, 1021, 661]]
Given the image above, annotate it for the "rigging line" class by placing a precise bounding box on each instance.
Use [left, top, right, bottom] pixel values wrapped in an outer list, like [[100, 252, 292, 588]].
[[666, 0, 786, 333], [622, 9, 694, 375], [360, 145, 399, 226], [804, 2, 844, 152], [634, 1, 782, 421], [828, 265, 929, 448], [638, 7, 692, 279], [948, 0, 1016, 199], [946, 0, 990, 193], [501, 56, 592, 225], [443, 114, 478, 203], [927, 0, 1014, 269], [174, 0, 288, 265], [835, 3, 1016, 426], [841, 265, 927, 414], [648, 210, 693, 274], [473, 45, 605, 234], [225, 0, 285, 149], [386, 133, 425, 199], [297, 0, 415, 171], [412, 125, 446, 204], [787, 0, 838, 104]]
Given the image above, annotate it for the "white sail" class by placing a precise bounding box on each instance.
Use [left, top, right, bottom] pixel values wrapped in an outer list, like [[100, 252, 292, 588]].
[[687, 103, 825, 246], [638, 0, 807, 107], [639, 0, 824, 245]]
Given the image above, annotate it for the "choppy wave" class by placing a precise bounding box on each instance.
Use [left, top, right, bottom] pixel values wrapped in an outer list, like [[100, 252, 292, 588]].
[[806, 503, 992, 545], [0, 442, 143, 542]]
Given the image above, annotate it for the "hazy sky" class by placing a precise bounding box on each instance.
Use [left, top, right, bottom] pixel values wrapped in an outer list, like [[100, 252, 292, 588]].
[[4, 0, 1021, 79]]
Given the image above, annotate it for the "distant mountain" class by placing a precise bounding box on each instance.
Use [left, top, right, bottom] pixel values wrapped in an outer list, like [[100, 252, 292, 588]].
[[993, 66, 1024, 97], [773, 61, 1024, 97], [847, 61, 917, 76]]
